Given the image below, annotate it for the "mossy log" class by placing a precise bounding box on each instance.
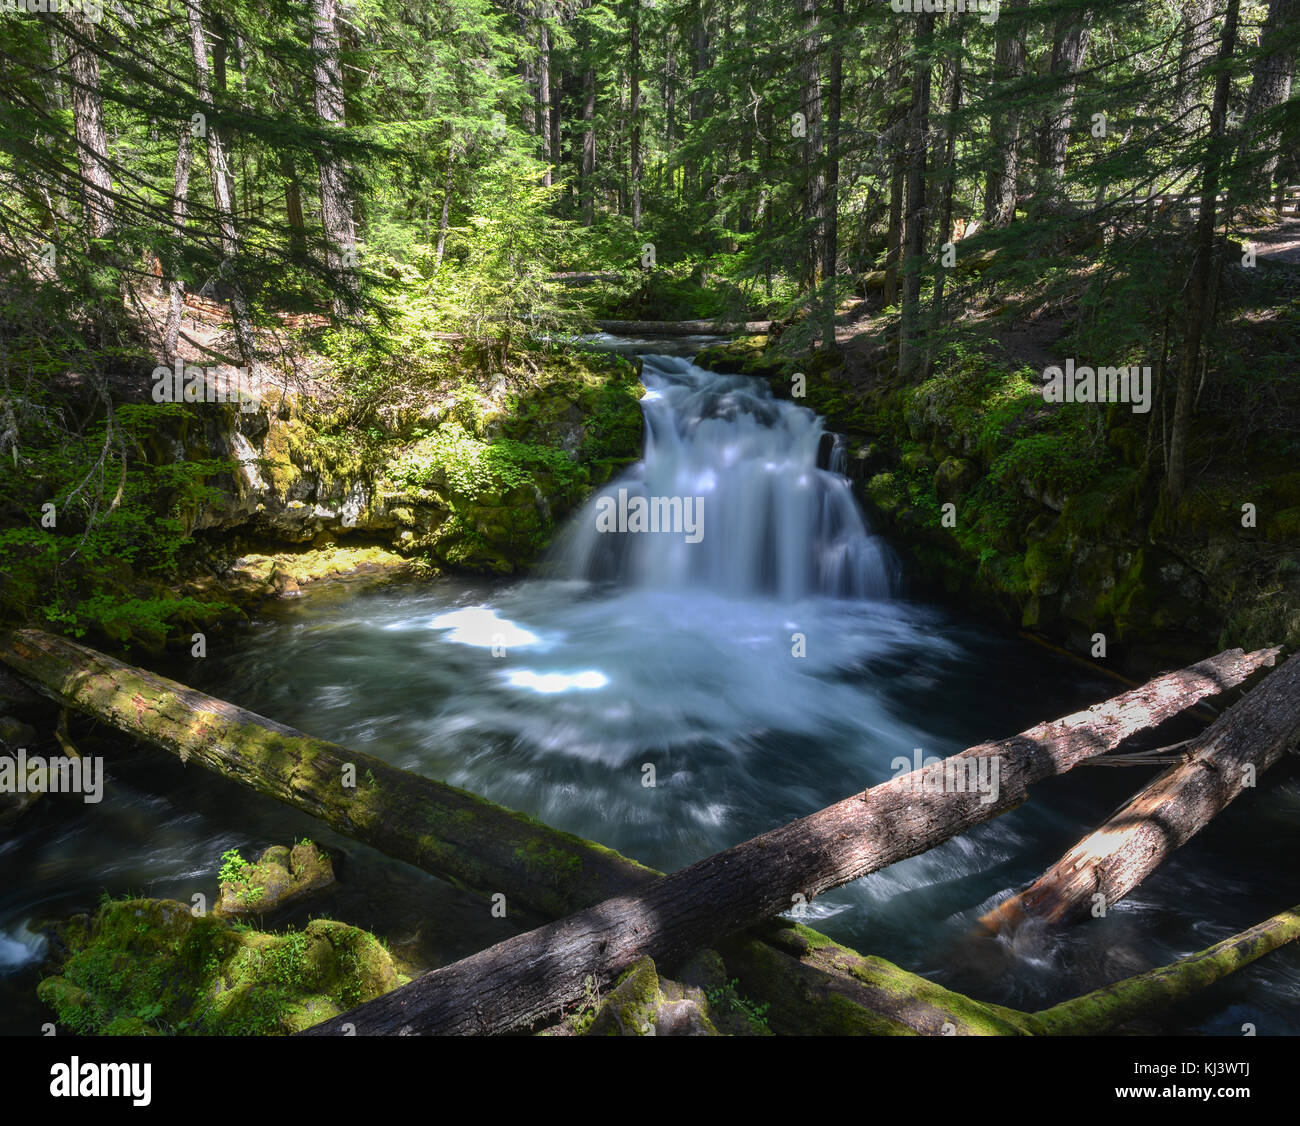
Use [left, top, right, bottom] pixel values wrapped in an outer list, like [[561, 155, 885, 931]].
[[1023, 901, 1300, 1035], [299, 647, 1278, 1036], [595, 319, 772, 335], [977, 649, 1300, 935], [1, 629, 1277, 1036], [0, 628, 658, 920]]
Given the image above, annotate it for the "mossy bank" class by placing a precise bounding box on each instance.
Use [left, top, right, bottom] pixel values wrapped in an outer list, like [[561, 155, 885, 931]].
[[698, 329, 1300, 674], [0, 341, 643, 653]]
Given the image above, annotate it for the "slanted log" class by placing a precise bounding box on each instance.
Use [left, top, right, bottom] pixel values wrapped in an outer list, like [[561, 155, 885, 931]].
[[0, 628, 657, 920], [0, 627, 1017, 1033], [976, 649, 1300, 934], [1024, 901, 1300, 1035], [302, 647, 1278, 1036]]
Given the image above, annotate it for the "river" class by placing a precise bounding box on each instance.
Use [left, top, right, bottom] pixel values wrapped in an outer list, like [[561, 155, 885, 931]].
[[2, 339, 1297, 1034]]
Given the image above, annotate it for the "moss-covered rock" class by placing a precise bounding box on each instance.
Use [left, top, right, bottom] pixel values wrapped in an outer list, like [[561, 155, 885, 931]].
[[214, 842, 335, 919], [37, 896, 406, 1035]]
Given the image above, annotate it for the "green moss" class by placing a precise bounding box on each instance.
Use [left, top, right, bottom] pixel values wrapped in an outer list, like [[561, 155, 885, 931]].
[[584, 956, 664, 1036], [37, 897, 403, 1035]]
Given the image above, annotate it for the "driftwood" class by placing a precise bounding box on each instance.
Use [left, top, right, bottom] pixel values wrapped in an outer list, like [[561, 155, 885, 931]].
[[299, 647, 1278, 1035], [976, 649, 1300, 935], [594, 319, 772, 336]]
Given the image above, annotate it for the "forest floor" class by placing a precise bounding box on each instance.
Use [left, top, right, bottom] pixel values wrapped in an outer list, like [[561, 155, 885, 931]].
[[1246, 216, 1300, 265]]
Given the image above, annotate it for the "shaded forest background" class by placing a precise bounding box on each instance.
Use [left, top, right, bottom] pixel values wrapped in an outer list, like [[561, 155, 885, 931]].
[[1, 0, 1298, 648]]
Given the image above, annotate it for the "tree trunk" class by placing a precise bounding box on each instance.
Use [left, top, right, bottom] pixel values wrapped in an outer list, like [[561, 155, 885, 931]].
[[978, 648, 1300, 934], [689, 0, 710, 199], [898, 12, 933, 380], [295, 647, 1275, 1036], [310, 0, 357, 311], [799, 0, 825, 290], [520, 51, 536, 136], [163, 120, 193, 358], [928, 21, 963, 371], [581, 1, 596, 227], [66, 14, 114, 241], [538, 3, 552, 186], [822, 0, 843, 347], [1037, 11, 1092, 198], [282, 152, 307, 260], [1168, 0, 1241, 504], [629, 0, 642, 229], [1173, 0, 1216, 128], [183, 0, 258, 371], [434, 151, 455, 269], [1235, 0, 1298, 203], [984, 0, 1025, 226]]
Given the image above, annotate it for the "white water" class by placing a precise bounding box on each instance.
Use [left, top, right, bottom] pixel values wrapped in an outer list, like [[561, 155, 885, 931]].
[[4, 346, 1295, 1034], [552, 355, 893, 600]]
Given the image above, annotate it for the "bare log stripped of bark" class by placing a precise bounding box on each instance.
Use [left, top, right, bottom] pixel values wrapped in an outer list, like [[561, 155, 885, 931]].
[[976, 649, 1300, 935]]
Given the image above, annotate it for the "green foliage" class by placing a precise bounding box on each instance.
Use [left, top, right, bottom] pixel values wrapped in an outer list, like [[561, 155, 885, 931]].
[[388, 426, 584, 501], [0, 396, 237, 644], [704, 978, 771, 1034], [38, 897, 405, 1036]]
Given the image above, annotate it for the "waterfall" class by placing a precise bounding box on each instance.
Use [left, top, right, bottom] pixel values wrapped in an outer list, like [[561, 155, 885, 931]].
[[553, 354, 892, 600]]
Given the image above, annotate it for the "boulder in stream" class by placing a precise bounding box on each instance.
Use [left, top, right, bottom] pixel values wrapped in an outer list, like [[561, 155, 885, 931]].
[[214, 841, 335, 919]]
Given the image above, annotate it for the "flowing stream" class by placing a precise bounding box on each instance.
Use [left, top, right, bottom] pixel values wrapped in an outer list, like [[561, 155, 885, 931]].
[[2, 340, 1297, 1034]]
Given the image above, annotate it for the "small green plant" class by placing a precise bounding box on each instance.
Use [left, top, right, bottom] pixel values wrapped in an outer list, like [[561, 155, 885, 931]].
[[218, 848, 264, 904], [569, 973, 603, 1035], [705, 977, 771, 1033], [218, 848, 250, 886]]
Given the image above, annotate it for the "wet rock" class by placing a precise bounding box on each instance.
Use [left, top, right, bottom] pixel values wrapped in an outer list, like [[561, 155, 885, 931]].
[[214, 841, 335, 919]]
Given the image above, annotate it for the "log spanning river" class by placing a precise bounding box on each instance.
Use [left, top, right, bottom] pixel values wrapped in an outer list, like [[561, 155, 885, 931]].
[[1, 339, 1297, 1034]]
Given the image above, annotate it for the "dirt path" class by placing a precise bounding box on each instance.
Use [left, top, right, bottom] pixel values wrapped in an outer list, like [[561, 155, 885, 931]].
[[1245, 217, 1300, 266]]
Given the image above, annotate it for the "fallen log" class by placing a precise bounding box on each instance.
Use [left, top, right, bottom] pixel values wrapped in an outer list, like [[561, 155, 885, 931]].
[[976, 649, 1300, 935], [0, 628, 658, 921], [0, 627, 1013, 1033], [301, 647, 1278, 1035], [594, 319, 772, 336], [731, 900, 1300, 1036], [1022, 900, 1300, 1035], [548, 271, 622, 287]]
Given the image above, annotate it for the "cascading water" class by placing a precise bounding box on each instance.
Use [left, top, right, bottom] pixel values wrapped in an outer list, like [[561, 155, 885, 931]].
[[553, 355, 893, 600], [3, 342, 1295, 1035]]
